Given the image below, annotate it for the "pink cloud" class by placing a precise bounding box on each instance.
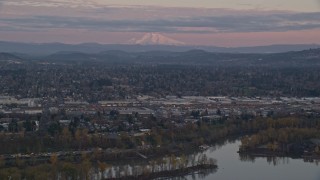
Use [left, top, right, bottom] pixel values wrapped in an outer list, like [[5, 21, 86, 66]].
[[174, 29, 320, 47], [1, 29, 320, 47], [0, 29, 138, 44]]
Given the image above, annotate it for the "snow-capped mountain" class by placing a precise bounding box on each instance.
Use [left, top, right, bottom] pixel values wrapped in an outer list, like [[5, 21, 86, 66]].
[[128, 33, 186, 46]]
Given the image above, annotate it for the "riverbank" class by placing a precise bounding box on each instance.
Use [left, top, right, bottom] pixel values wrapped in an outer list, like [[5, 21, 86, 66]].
[[238, 148, 320, 161], [106, 164, 217, 180], [0, 142, 203, 167], [184, 140, 320, 180], [0, 148, 218, 179]]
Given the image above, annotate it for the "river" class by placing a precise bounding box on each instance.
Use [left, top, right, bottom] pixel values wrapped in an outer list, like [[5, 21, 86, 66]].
[[186, 140, 320, 180]]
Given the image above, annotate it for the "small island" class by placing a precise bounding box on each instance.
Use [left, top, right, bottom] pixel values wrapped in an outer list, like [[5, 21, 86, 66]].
[[238, 118, 320, 160]]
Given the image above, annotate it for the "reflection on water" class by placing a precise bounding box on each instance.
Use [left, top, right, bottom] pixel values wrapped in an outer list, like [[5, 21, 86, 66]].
[[239, 154, 292, 165], [96, 153, 217, 179], [163, 168, 217, 180], [97, 139, 320, 180], [187, 140, 320, 180], [239, 150, 320, 166]]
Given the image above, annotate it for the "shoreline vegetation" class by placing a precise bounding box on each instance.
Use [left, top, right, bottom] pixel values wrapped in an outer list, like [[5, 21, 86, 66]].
[[238, 118, 320, 161], [1, 115, 320, 179], [0, 152, 217, 179], [238, 146, 320, 161], [106, 163, 217, 180]]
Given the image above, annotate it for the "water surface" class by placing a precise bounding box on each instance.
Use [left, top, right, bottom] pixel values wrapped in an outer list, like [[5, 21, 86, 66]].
[[188, 140, 320, 180]]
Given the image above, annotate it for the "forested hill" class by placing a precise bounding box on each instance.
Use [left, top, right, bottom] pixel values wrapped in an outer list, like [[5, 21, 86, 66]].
[[0, 48, 319, 67], [1, 41, 319, 54], [42, 48, 320, 66], [0, 53, 22, 61]]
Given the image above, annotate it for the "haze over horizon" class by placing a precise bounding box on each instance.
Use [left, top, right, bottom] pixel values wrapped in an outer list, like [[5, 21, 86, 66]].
[[0, 0, 320, 47]]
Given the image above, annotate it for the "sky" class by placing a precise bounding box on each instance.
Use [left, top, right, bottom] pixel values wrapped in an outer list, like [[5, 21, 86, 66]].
[[0, 0, 320, 47]]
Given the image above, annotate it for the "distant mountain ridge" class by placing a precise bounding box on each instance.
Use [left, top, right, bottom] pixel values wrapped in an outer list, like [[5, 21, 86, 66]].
[[1, 47, 320, 66], [0, 52, 22, 61], [37, 47, 320, 67], [0, 41, 320, 55]]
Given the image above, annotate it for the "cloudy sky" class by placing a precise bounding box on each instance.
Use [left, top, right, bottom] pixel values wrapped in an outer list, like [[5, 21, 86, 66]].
[[0, 0, 320, 46]]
